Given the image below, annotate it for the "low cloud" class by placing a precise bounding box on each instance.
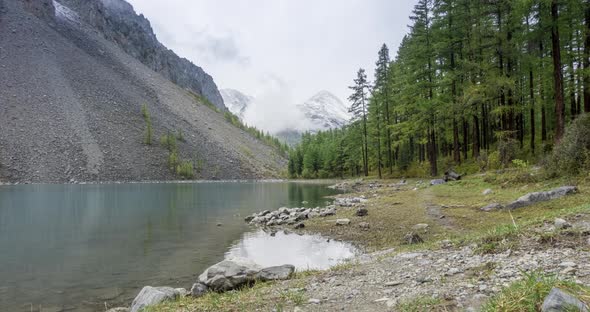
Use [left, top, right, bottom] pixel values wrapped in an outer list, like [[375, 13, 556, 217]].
[[241, 74, 312, 134]]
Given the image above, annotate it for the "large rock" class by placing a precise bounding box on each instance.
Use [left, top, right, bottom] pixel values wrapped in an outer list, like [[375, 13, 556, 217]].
[[255, 265, 295, 281], [130, 286, 181, 312], [199, 259, 261, 292], [541, 288, 589, 312], [506, 186, 578, 210]]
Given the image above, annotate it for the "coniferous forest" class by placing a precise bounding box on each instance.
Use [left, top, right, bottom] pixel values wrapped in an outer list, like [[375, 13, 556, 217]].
[[289, 0, 590, 179]]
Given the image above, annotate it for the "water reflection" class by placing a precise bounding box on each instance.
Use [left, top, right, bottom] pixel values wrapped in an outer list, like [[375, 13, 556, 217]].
[[0, 181, 340, 311], [226, 230, 358, 270]]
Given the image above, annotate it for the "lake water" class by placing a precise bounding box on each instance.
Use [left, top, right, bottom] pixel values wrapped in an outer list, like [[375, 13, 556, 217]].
[[0, 182, 357, 312]]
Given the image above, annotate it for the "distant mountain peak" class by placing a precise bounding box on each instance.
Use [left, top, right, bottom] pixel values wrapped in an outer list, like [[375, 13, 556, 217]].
[[297, 91, 350, 130], [220, 89, 253, 119]]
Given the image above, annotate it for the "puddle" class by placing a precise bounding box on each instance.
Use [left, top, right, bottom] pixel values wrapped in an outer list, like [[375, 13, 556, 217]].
[[225, 229, 358, 270]]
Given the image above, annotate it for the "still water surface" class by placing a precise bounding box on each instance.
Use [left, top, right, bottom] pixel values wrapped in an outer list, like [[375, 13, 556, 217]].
[[0, 182, 357, 311]]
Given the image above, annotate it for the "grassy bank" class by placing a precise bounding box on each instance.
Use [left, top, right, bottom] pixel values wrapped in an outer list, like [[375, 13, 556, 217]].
[[148, 169, 590, 311]]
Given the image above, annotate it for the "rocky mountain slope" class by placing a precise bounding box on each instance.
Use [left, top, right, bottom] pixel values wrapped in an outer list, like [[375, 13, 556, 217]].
[[57, 0, 226, 111], [220, 89, 253, 120], [0, 0, 286, 183]]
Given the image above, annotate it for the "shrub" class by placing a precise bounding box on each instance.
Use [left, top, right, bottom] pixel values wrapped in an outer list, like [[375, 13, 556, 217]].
[[546, 114, 590, 177], [498, 138, 518, 167], [168, 151, 178, 169], [176, 161, 194, 179], [160, 133, 177, 152], [141, 104, 153, 145]]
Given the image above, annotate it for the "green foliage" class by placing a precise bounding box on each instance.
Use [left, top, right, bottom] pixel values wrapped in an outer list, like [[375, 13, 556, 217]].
[[160, 132, 178, 152], [141, 104, 153, 145], [289, 0, 590, 179], [176, 161, 194, 179], [546, 114, 590, 177]]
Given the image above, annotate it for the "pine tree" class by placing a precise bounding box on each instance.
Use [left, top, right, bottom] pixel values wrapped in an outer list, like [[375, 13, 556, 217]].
[[348, 69, 371, 176]]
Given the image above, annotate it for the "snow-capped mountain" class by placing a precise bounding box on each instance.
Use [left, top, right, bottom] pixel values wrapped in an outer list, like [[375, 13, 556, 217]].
[[220, 89, 253, 119], [297, 90, 350, 130]]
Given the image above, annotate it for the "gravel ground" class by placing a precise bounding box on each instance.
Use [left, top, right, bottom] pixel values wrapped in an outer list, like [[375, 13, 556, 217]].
[[0, 0, 286, 183], [263, 219, 590, 312]]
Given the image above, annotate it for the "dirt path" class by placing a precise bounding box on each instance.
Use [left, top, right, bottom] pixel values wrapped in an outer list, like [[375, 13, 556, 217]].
[[421, 187, 455, 228]]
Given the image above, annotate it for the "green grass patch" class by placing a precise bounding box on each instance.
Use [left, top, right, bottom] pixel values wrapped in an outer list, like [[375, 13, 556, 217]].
[[481, 272, 590, 312]]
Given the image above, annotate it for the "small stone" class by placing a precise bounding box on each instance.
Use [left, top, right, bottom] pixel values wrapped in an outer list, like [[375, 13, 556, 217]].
[[384, 281, 403, 287], [359, 222, 370, 230], [404, 232, 423, 245], [481, 203, 503, 212], [356, 208, 368, 217], [446, 268, 462, 276], [440, 239, 453, 248], [294, 223, 305, 229], [336, 219, 351, 226], [554, 218, 572, 230], [308, 298, 321, 304], [559, 261, 577, 268], [374, 297, 390, 302], [216, 223, 222, 227], [482, 189, 493, 195], [190, 283, 208, 298]]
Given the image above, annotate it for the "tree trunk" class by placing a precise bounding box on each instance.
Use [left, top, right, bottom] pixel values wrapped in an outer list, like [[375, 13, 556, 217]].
[[428, 128, 438, 177], [472, 115, 480, 159], [462, 118, 468, 160], [585, 1, 590, 113], [551, 0, 566, 143], [453, 118, 460, 163], [529, 70, 536, 154]]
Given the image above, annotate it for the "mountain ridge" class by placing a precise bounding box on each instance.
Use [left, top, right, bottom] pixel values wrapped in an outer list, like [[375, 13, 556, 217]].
[[56, 0, 227, 111]]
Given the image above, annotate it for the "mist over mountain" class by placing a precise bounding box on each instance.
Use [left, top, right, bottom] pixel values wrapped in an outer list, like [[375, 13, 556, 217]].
[[220, 89, 254, 120], [221, 88, 350, 144]]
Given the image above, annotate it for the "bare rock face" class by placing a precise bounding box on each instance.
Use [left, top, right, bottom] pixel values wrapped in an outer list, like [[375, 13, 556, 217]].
[[21, 0, 55, 21], [56, 0, 226, 111]]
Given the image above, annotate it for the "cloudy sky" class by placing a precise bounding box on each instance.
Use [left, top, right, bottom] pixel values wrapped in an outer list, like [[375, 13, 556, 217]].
[[126, 0, 416, 130]]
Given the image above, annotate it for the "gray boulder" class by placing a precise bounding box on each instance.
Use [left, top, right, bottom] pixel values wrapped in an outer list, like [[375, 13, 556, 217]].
[[190, 283, 208, 298], [130, 286, 181, 312], [255, 265, 295, 281], [199, 259, 261, 292], [506, 186, 578, 210], [430, 179, 446, 186], [541, 288, 589, 312]]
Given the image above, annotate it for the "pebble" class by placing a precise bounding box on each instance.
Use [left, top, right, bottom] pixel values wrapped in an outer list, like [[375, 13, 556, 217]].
[[308, 298, 321, 304]]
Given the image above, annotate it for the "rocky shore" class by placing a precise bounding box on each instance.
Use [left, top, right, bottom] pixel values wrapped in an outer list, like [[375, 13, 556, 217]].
[[110, 176, 588, 311]]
